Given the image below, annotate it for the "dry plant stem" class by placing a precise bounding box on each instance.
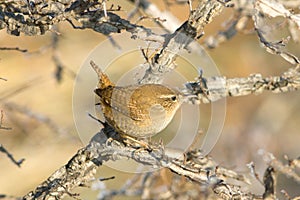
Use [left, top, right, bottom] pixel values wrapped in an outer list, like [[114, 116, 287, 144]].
[[260, 150, 300, 184], [262, 167, 276, 199], [23, 143, 99, 199], [0, 0, 166, 52], [0, 0, 148, 37], [0, 47, 28, 52], [0, 0, 225, 84], [0, 144, 25, 167], [0, 77, 8, 81], [23, 126, 255, 200], [139, 0, 225, 84], [183, 66, 300, 104]]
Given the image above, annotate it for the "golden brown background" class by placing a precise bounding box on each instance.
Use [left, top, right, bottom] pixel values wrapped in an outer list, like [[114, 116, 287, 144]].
[[1, 0, 299, 198]]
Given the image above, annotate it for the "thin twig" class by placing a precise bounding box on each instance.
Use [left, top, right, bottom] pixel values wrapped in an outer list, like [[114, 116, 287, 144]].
[[0, 77, 8, 81], [0, 47, 28, 53], [0, 144, 25, 167]]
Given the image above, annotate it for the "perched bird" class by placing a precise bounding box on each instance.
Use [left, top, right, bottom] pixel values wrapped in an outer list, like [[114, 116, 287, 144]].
[[91, 61, 182, 138]]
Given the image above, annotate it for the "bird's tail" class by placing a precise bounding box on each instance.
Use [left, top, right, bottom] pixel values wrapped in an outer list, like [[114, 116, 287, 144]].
[[90, 60, 114, 89]]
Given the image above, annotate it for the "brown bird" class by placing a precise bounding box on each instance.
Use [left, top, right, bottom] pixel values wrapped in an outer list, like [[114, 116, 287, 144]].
[[91, 61, 182, 138]]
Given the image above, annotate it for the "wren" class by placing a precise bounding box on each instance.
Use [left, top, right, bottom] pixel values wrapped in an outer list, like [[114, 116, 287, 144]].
[[91, 61, 182, 138]]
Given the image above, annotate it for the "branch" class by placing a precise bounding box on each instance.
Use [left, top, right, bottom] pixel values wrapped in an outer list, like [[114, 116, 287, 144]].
[[23, 123, 254, 200], [0, 47, 28, 53], [183, 65, 300, 104], [259, 150, 300, 184], [253, 6, 300, 65], [0, 0, 154, 38], [139, 0, 226, 83], [0, 77, 8, 81], [0, 144, 25, 167], [0, 0, 227, 83]]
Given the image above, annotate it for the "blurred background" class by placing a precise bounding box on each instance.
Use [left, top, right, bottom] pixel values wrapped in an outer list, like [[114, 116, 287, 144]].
[[0, 0, 299, 199]]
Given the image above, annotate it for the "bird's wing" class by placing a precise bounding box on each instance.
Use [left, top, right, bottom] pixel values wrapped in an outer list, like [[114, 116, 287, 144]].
[[95, 86, 145, 121]]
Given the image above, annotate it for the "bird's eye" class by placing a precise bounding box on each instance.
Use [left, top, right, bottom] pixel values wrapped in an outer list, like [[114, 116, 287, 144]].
[[171, 95, 177, 101]]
